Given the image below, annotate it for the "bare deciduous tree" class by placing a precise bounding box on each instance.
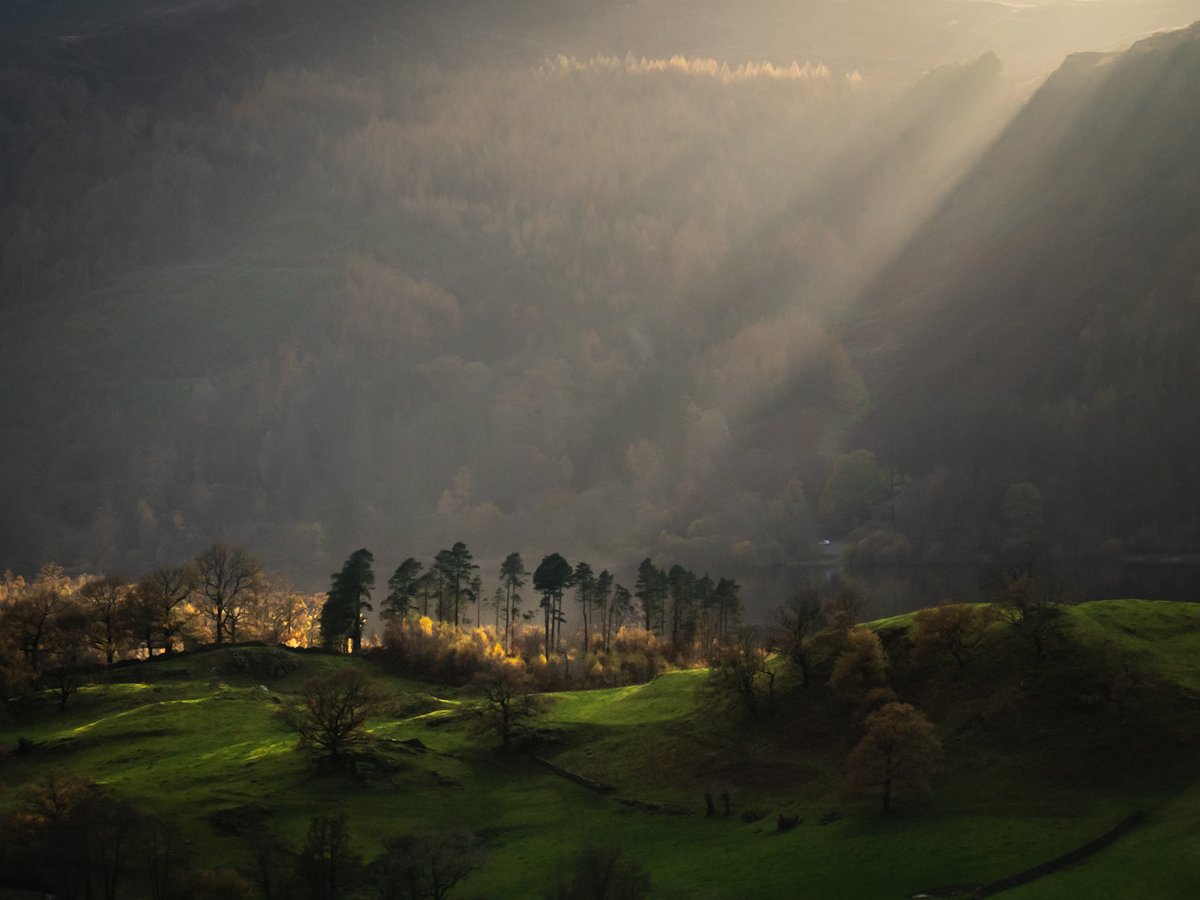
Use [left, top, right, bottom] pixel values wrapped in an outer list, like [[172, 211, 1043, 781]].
[[194, 544, 261, 645], [281, 669, 383, 761]]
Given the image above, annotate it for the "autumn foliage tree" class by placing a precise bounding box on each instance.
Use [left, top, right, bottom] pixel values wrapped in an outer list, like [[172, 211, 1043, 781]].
[[828, 628, 890, 703], [911, 602, 995, 670], [842, 702, 943, 815]]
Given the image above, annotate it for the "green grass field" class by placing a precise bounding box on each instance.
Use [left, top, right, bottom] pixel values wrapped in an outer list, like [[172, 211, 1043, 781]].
[[3, 600, 1200, 898]]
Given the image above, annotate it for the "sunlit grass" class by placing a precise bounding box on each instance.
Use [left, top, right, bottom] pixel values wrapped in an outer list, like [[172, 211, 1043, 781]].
[[3, 616, 1200, 898]]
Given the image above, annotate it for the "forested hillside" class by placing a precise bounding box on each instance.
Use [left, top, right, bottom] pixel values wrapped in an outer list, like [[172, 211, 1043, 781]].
[[4, 0, 1200, 595], [0, 0, 1023, 587], [852, 22, 1200, 561]]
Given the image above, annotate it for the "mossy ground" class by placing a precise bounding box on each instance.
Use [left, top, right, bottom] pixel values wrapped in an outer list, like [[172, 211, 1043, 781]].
[[2, 600, 1199, 897]]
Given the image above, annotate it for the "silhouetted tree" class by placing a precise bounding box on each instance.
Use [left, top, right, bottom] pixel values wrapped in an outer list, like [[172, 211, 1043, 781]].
[[666, 564, 695, 651], [194, 544, 261, 645], [981, 539, 1066, 659], [499, 552, 526, 651], [45, 600, 92, 709], [533, 554, 572, 659], [252, 825, 299, 900], [543, 844, 653, 900], [469, 573, 483, 628], [709, 626, 774, 719], [822, 588, 865, 630], [771, 591, 826, 686], [434, 542, 477, 627], [131, 564, 195, 656], [137, 814, 185, 900], [321, 548, 375, 652], [606, 585, 633, 652], [372, 830, 483, 900], [383, 558, 423, 623], [574, 561, 595, 654], [593, 570, 613, 652], [3, 563, 76, 671], [9, 772, 143, 900], [295, 814, 361, 900], [712, 577, 741, 644], [634, 559, 666, 635], [78, 574, 132, 664]]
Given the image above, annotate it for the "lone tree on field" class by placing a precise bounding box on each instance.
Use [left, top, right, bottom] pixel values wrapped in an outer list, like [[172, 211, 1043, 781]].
[[282, 669, 383, 762], [321, 549, 375, 652], [473, 665, 541, 751], [842, 702, 942, 815]]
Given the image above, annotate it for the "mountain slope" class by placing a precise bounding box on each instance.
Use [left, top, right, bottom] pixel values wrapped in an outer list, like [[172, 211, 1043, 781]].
[[847, 22, 1200, 556]]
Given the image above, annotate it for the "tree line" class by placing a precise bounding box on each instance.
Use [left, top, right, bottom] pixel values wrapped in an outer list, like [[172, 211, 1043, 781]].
[[0, 539, 744, 708], [0, 545, 322, 712], [318, 543, 742, 665]]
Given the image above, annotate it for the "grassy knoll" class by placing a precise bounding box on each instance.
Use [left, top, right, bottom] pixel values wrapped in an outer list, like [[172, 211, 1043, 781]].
[[3, 601, 1200, 897]]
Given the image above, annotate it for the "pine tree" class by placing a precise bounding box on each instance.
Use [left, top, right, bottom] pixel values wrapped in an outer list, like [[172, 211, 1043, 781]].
[[382, 558, 422, 622], [321, 549, 374, 652], [434, 542, 478, 626], [499, 552, 526, 652], [533, 554, 572, 660]]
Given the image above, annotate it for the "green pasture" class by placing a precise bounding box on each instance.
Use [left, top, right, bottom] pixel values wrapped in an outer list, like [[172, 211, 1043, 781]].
[[2, 601, 1200, 897]]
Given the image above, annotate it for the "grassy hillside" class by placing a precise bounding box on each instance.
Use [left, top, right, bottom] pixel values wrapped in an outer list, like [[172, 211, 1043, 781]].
[[3, 600, 1200, 897]]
